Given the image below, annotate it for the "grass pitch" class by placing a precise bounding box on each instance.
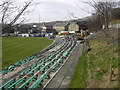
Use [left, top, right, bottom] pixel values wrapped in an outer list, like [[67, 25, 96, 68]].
[[2, 37, 53, 68]]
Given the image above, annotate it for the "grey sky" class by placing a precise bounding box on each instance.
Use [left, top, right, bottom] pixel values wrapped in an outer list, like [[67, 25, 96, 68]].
[[1, 0, 119, 23], [29, 0, 94, 23], [16, 0, 94, 23]]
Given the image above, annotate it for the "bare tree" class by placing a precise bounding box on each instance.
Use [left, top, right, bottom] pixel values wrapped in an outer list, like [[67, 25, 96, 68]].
[[76, 0, 118, 81], [0, 0, 35, 34]]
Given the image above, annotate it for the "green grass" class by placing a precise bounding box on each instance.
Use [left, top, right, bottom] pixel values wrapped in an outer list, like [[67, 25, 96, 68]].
[[2, 37, 53, 68], [88, 40, 118, 87], [69, 47, 87, 88], [0, 37, 2, 69], [69, 40, 118, 88]]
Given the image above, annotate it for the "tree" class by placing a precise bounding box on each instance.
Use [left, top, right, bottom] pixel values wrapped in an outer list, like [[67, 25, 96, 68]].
[[0, 0, 34, 34], [83, 0, 116, 28], [77, 0, 118, 82], [112, 8, 120, 19]]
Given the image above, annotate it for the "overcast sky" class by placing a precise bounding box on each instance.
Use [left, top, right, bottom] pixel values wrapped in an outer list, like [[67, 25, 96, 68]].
[[18, 0, 94, 23], [0, 0, 119, 23]]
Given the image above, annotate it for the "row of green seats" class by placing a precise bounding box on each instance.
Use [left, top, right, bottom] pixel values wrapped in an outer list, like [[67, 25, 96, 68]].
[[26, 41, 69, 88], [7, 77, 26, 90], [39, 61, 53, 73], [0, 65, 15, 75], [19, 56, 36, 65], [19, 64, 37, 76], [60, 44, 69, 53], [0, 70, 7, 75], [28, 72, 49, 89], [37, 57, 47, 63], [37, 52, 55, 63], [15, 55, 36, 67], [48, 50, 60, 60], [0, 55, 36, 75], [17, 75, 36, 89], [63, 51, 69, 58], [1, 59, 45, 89], [36, 49, 62, 73], [67, 48, 72, 52], [54, 59, 63, 66], [1, 57, 63, 90], [19, 59, 55, 89], [28, 62, 45, 75], [0, 78, 15, 89], [28, 59, 64, 89], [54, 53, 61, 60], [26, 41, 65, 89], [40, 55, 62, 72], [20, 67, 31, 76], [50, 59, 63, 70]]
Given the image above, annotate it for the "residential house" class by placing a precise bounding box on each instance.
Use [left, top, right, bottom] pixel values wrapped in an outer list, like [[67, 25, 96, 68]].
[[53, 22, 69, 32], [18, 24, 32, 34], [41, 22, 54, 33], [68, 20, 87, 32], [32, 24, 40, 33], [109, 19, 120, 29]]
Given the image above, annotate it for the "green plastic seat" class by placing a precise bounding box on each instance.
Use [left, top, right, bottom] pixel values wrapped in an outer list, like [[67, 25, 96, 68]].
[[14, 62, 21, 66], [28, 72, 49, 89], [7, 68, 14, 72], [63, 52, 68, 57], [0, 70, 7, 74], [8, 65, 14, 68], [37, 58, 46, 63], [39, 61, 52, 72], [28, 62, 44, 75], [20, 67, 31, 75], [50, 64, 56, 70], [0, 79, 15, 89], [17, 76, 36, 89], [30, 64, 37, 69], [7, 77, 26, 89]]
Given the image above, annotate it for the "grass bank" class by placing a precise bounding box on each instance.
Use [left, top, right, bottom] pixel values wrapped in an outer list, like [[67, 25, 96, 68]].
[[69, 39, 118, 88], [2, 37, 53, 68], [0, 37, 2, 69], [69, 46, 87, 88]]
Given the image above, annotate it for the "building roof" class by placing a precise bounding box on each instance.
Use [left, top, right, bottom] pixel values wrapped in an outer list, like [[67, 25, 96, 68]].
[[44, 23, 54, 27], [110, 19, 120, 24], [70, 20, 86, 25], [53, 21, 69, 27]]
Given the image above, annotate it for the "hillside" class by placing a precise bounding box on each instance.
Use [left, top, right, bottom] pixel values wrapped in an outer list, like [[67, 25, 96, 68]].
[[70, 29, 119, 88]]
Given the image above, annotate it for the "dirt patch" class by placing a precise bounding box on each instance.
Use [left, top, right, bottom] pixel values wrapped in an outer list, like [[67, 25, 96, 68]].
[[99, 68, 118, 88]]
